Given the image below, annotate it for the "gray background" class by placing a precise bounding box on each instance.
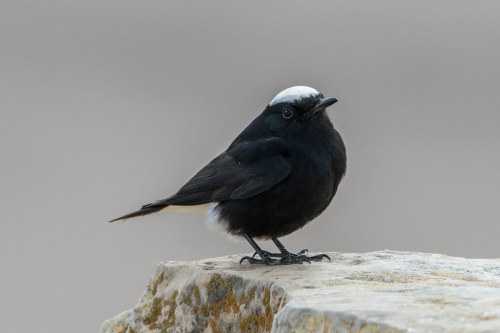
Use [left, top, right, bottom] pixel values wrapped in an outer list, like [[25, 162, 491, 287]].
[[1, 1, 500, 332]]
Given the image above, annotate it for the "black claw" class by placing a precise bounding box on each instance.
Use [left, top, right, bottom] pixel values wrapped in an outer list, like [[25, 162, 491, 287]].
[[240, 256, 251, 264], [308, 253, 331, 261]]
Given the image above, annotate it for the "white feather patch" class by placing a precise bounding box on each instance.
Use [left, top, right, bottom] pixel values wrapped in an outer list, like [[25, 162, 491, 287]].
[[205, 203, 242, 243], [269, 86, 320, 106]]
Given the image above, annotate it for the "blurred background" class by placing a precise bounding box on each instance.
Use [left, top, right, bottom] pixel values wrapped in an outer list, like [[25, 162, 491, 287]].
[[1, 1, 500, 332]]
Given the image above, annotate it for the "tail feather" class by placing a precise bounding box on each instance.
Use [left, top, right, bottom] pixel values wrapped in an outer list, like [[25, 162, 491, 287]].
[[109, 204, 167, 222]]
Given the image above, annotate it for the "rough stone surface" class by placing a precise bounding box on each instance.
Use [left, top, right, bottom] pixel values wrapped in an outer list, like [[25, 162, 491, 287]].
[[101, 251, 500, 333]]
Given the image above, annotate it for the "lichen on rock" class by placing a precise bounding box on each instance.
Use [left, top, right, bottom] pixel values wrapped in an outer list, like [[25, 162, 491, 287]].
[[101, 251, 500, 333], [102, 255, 286, 333]]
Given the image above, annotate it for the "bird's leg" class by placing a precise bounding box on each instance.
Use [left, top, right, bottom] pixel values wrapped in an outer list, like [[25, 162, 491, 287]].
[[240, 234, 281, 265], [271, 237, 331, 264], [272, 237, 308, 255], [251, 237, 306, 258]]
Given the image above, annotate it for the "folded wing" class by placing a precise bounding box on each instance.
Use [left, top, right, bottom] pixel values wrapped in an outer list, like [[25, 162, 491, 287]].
[[110, 137, 291, 221]]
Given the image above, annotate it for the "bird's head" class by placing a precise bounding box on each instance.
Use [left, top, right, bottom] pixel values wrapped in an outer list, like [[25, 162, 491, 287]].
[[263, 86, 338, 135]]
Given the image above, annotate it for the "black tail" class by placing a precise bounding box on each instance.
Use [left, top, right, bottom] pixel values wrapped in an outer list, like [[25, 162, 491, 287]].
[[109, 203, 168, 222]]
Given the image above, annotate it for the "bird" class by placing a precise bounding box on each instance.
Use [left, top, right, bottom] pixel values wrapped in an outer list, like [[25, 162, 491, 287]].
[[110, 86, 346, 265]]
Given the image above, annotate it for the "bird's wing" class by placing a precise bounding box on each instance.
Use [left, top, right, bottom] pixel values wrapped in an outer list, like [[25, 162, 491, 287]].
[[109, 137, 291, 222], [158, 137, 292, 205]]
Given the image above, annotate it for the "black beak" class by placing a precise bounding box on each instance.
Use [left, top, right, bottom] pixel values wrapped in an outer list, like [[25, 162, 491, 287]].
[[317, 97, 338, 109], [312, 97, 338, 114], [307, 97, 338, 116]]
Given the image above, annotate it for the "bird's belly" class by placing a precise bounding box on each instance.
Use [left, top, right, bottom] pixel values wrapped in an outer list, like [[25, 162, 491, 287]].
[[215, 170, 335, 239]]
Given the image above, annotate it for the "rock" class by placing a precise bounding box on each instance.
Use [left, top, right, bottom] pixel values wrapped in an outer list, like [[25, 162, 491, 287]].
[[101, 251, 500, 333]]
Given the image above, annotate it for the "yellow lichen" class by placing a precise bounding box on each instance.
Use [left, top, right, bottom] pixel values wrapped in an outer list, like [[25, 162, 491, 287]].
[[205, 274, 223, 294], [239, 287, 256, 307], [151, 272, 165, 296], [162, 290, 178, 329], [238, 288, 274, 332], [141, 273, 281, 332], [208, 301, 221, 319], [262, 289, 270, 306], [359, 324, 401, 333], [204, 274, 240, 318], [111, 323, 128, 333], [193, 285, 201, 304], [140, 289, 178, 332], [142, 297, 163, 328], [199, 305, 209, 316], [239, 312, 274, 333], [204, 276, 278, 332], [182, 293, 193, 307], [209, 318, 221, 333]]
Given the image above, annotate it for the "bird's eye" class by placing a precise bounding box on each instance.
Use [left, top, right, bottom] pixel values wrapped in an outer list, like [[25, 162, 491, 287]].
[[282, 108, 294, 119]]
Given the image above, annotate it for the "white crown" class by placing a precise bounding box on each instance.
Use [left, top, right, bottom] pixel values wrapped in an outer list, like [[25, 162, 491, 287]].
[[269, 86, 320, 106]]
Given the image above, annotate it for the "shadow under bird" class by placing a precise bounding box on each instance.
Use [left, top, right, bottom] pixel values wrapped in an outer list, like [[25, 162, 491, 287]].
[[111, 86, 346, 265]]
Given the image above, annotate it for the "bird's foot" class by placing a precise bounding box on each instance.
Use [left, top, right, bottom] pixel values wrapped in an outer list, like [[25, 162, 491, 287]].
[[251, 249, 308, 258], [240, 254, 281, 265], [279, 251, 331, 265], [243, 250, 330, 265]]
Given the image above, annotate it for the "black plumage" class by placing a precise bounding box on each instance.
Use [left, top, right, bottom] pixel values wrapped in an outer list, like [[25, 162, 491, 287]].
[[111, 86, 346, 265]]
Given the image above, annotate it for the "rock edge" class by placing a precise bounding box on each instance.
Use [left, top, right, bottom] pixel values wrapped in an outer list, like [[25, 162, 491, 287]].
[[101, 251, 500, 333]]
